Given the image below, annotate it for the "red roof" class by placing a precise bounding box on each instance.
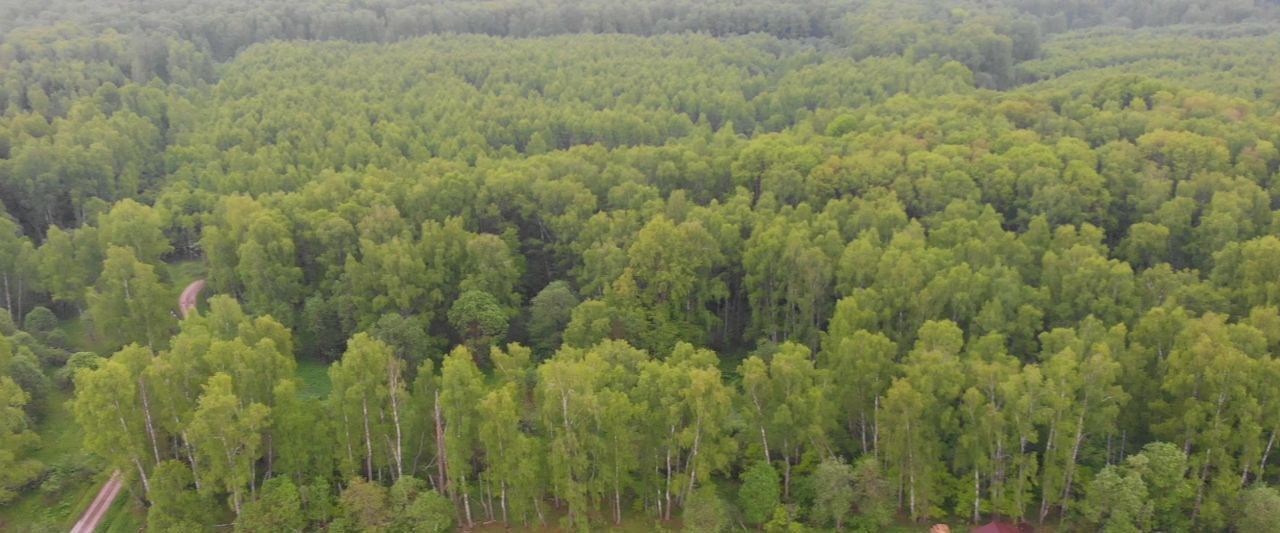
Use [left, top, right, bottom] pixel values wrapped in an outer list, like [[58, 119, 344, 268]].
[[971, 522, 1024, 533]]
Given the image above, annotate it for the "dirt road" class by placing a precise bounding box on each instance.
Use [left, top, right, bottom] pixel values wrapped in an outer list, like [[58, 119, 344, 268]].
[[70, 279, 206, 532], [179, 279, 206, 319], [69, 471, 121, 533]]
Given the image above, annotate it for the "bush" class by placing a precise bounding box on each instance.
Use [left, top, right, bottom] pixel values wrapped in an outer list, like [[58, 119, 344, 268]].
[[9, 347, 51, 411], [0, 311, 16, 335], [33, 344, 70, 367], [1238, 485, 1280, 533], [55, 352, 103, 389], [38, 329, 70, 351], [337, 478, 392, 531], [8, 331, 70, 366], [684, 484, 731, 533], [764, 505, 807, 533], [739, 461, 781, 526], [237, 477, 305, 532], [23, 306, 57, 333], [39, 456, 94, 496], [810, 457, 855, 529]]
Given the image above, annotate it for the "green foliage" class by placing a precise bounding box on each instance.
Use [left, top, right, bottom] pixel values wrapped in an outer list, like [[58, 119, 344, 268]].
[[1238, 485, 1280, 533], [327, 333, 407, 480], [0, 374, 41, 503], [10, 2, 1280, 532], [683, 484, 730, 533], [85, 246, 173, 350], [148, 460, 216, 533], [764, 505, 805, 533], [53, 351, 100, 389], [334, 478, 392, 532], [236, 477, 304, 532], [6, 345, 50, 409], [1079, 465, 1151, 533], [389, 476, 455, 533], [738, 461, 781, 526], [1126, 442, 1193, 532], [448, 290, 509, 355], [810, 456, 855, 529], [849, 457, 893, 531], [97, 199, 171, 266], [0, 313, 16, 336], [186, 373, 270, 515], [369, 313, 440, 370], [22, 306, 56, 333], [527, 281, 579, 356]]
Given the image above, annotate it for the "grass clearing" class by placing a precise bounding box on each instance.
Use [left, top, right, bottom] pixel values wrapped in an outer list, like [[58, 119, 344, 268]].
[[99, 488, 146, 533], [469, 505, 683, 532], [56, 315, 115, 356], [165, 259, 207, 289], [0, 388, 104, 532], [296, 358, 332, 399]]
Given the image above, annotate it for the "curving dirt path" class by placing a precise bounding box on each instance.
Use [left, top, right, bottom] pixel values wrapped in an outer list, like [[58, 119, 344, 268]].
[[179, 279, 206, 319], [71, 279, 206, 533]]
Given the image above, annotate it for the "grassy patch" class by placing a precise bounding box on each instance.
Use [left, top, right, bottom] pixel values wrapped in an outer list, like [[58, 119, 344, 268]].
[[296, 358, 332, 399], [0, 388, 103, 533], [469, 504, 683, 532], [56, 315, 115, 356], [164, 260, 207, 289], [26, 389, 83, 470], [99, 488, 146, 533]]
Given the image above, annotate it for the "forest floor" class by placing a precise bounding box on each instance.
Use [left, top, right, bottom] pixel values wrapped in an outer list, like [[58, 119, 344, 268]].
[[67, 275, 210, 533], [0, 387, 143, 533], [468, 506, 685, 532], [296, 358, 332, 399], [0, 260, 206, 532], [464, 504, 930, 532]]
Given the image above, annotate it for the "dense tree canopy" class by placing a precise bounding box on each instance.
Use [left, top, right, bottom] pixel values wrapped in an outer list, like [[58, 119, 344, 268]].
[[2, 0, 1280, 531]]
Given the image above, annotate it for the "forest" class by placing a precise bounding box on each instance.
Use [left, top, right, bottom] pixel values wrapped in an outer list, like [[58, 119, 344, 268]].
[[3, 0, 1280, 531]]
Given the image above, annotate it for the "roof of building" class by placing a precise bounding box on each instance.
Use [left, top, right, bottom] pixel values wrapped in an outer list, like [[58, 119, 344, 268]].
[[971, 522, 1028, 533]]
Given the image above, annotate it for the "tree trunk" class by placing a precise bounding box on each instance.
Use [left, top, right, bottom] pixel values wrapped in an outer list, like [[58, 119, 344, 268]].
[[462, 473, 474, 527], [138, 379, 162, 465], [1191, 451, 1212, 524], [388, 360, 404, 480], [16, 275, 23, 324], [973, 469, 981, 524], [134, 458, 152, 494], [341, 408, 355, 472], [873, 396, 881, 457], [1260, 429, 1276, 480], [2, 273, 12, 319], [685, 416, 702, 501], [1038, 414, 1061, 525], [435, 390, 448, 494], [906, 418, 915, 519], [859, 410, 868, 454], [361, 397, 374, 480], [783, 449, 793, 500], [484, 479, 495, 522], [501, 482, 509, 525], [182, 430, 202, 491], [1058, 412, 1086, 518], [411, 426, 429, 477], [664, 426, 675, 521], [614, 478, 622, 525]]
